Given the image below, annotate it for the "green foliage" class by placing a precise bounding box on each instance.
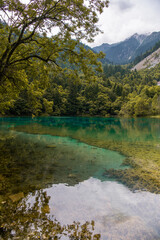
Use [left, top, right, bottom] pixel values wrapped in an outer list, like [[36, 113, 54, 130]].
[[6, 62, 160, 117], [1, 0, 160, 118], [0, 0, 108, 113], [103, 63, 129, 79]]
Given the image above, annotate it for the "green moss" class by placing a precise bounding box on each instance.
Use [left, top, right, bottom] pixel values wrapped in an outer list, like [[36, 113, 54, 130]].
[[88, 140, 160, 193], [94, 141, 160, 193], [150, 115, 160, 118]]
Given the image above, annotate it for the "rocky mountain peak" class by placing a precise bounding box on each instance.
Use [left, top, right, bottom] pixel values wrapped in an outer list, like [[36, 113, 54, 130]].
[[93, 31, 160, 64]]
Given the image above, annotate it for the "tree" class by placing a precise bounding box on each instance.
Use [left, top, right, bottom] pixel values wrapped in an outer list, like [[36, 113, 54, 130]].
[[0, 0, 108, 113], [134, 96, 152, 116], [0, 0, 108, 82], [152, 93, 160, 115]]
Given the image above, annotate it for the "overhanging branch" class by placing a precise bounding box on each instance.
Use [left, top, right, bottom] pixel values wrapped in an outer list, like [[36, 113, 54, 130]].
[[9, 54, 59, 67]]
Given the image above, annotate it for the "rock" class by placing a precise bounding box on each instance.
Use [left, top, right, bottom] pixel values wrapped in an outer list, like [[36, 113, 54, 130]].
[[68, 174, 77, 178], [46, 145, 56, 148], [9, 192, 24, 202]]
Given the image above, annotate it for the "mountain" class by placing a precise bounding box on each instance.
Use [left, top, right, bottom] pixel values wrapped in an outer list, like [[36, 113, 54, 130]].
[[93, 32, 160, 65], [132, 47, 160, 71]]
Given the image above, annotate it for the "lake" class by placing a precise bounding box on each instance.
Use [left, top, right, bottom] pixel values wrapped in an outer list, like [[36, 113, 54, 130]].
[[0, 116, 160, 239]]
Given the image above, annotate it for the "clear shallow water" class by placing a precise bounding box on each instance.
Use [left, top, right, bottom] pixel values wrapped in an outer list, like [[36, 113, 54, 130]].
[[0, 116, 160, 239]]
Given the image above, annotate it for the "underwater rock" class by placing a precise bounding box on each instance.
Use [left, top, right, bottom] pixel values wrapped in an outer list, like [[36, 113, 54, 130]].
[[9, 192, 24, 202], [46, 145, 56, 148], [68, 174, 77, 178]]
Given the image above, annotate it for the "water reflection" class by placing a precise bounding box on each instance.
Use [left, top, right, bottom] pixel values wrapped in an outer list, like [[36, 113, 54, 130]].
[[0, 130, 126, 196], [2, 178, 160, 240], [7, 116, 160, 193], [1, 190, 99, 239], [1, 116, 160, 143], [1, 117, 160, 239], [24, 179, 160, 240]]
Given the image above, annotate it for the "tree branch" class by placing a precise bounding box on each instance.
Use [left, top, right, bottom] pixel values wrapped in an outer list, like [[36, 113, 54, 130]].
[[9, 54, 59, 67]]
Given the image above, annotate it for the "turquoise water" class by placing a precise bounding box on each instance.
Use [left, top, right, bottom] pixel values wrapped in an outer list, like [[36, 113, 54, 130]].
[[0, 116, 160, 239], [1, 116, 160, 144]]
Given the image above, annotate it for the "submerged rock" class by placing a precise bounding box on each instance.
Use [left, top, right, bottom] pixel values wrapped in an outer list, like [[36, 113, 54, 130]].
[[46, 145, 56, 148], [68, 174, 77, 178]]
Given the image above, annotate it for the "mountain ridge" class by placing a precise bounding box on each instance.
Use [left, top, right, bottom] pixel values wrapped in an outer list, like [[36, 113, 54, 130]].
[[93, 32, 160, 65]]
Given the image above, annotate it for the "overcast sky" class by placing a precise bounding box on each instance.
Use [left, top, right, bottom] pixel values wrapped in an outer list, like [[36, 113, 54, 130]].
[[90, 0, 160, 47], [20, 0, 160, 47]]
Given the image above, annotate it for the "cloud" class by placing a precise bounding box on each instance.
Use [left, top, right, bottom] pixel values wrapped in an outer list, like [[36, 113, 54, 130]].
[[112, 0, 134, 11], [89, 0, 160, 47], [20, 0, 160, 48]]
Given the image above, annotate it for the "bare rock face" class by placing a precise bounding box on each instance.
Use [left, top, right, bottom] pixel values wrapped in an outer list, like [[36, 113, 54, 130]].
[[132, 48, 160, 71]]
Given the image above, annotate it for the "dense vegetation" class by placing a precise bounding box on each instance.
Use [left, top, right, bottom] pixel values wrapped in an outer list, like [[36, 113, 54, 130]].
[[0, 0, 160, 118], [0, 0, 108, 114], [5, 63, 160, 117]]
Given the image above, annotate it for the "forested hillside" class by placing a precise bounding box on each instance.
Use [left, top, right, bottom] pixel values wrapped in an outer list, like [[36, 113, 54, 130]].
[[6, 63, 160, 117]]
